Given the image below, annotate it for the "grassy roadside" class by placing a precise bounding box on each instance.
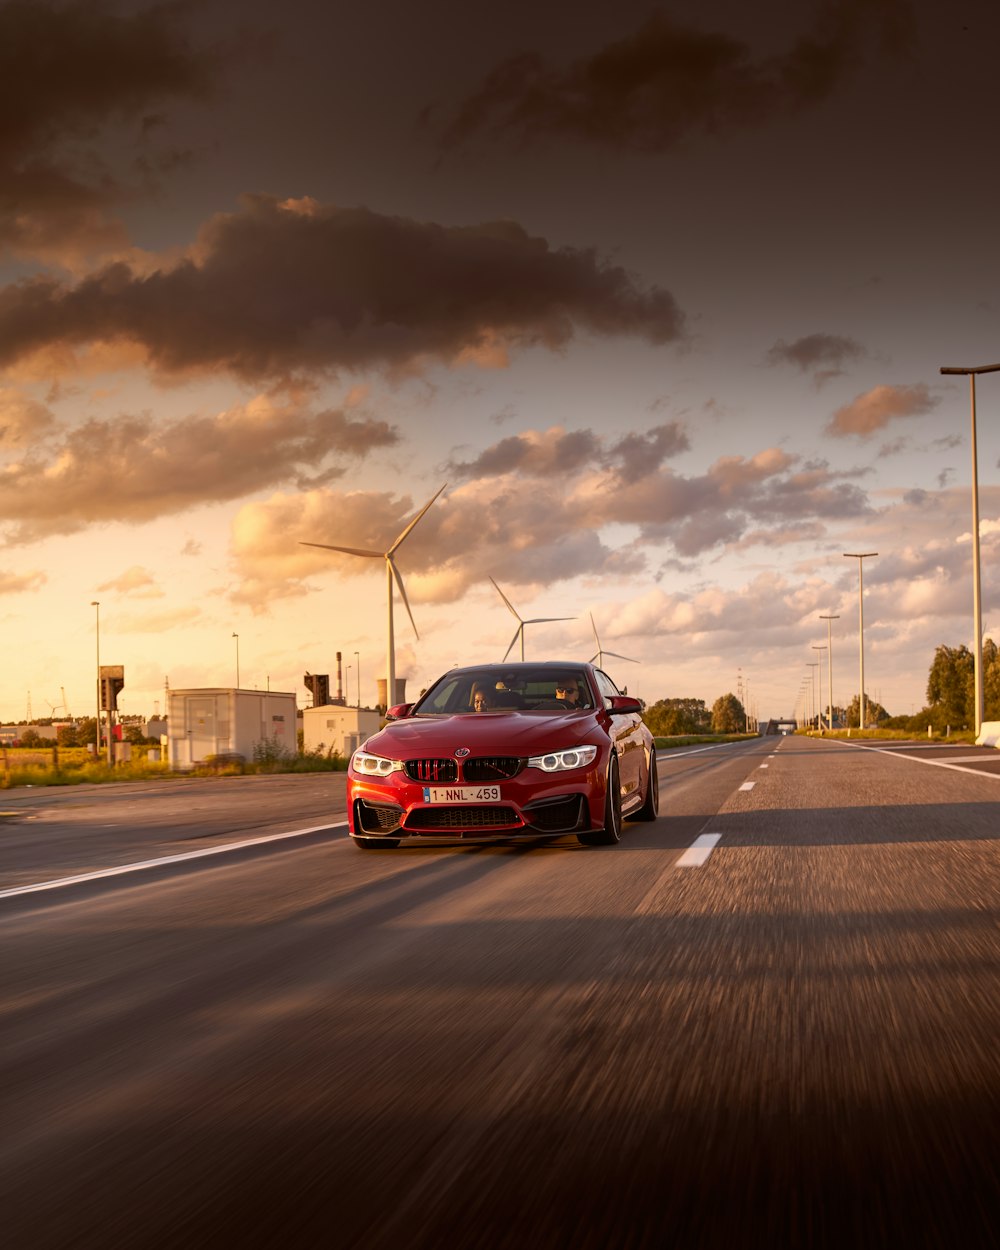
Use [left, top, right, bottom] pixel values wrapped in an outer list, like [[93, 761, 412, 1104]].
[[798, 727, 979, 745], [653, 733, 756, 751], [0, 748, 348, 789]]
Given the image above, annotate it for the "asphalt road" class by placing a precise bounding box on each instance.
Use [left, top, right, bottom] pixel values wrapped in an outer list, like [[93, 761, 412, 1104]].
[[2, 738, 999, 1248]]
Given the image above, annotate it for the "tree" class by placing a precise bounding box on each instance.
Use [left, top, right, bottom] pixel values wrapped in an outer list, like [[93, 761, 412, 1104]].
[[844, 693, 890, 729], [56, 724, 78, 747], [926, 644, 974, 729], [19, 728, 42, 747], [643, 697, 711, 736], [711, 692, 746, 733]]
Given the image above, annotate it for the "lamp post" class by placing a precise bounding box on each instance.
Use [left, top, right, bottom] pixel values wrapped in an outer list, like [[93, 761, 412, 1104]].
[[91, 601, 101, 760], [354, 651, 360, 708], [844, 553, 878, 729], [807, 663, 819, 731], [939, 363, 1000, 737], [811, 646, 827, 732], [232, 633, 240, 689], [820, 614, 839, 730]]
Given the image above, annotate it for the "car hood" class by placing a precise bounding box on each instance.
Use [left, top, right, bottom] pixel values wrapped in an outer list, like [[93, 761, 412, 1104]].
[[362, 710, 601, 758]]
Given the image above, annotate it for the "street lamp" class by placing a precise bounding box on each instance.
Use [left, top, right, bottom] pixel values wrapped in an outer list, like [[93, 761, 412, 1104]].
[[844, 553, 878, 729], [939, 363, 1000, 737], [807, 663, 819, 731], [232, 633, 240, 688], [812, 646, 827, 732], [354, 650, 360, 708], [820, 614, 840, 730], [91, 601, 100, 759]]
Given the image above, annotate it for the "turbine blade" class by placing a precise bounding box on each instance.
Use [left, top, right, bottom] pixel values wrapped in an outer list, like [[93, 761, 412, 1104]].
[[524, 616, 575, 624], [388, 482, 448, 555], [389, 557, 419, 640], [603, 650, 640, 664], [489, 576, 522, 622], [299, 542, 382, 558], [502, 625, 522, 661], [590, 612, 601, 651]]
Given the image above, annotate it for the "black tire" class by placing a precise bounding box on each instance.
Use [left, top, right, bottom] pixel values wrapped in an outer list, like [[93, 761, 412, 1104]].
[[635, 750, 659, 822], [578, 754, 622, 846], [353, 837, 401, 850]]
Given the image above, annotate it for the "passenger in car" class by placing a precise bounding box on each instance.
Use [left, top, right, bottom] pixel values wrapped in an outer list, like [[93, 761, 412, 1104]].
[[472, 684, 493, 712]]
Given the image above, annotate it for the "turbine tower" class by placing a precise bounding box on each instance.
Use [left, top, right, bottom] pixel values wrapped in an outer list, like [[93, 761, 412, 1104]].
[[489, 577, 574, 661], [301, 484, 447, 709], [589, 612, 639, 669]]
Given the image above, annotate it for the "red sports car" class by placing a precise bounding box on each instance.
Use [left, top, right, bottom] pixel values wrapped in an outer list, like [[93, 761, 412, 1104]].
[[346, 661, 658, 848]]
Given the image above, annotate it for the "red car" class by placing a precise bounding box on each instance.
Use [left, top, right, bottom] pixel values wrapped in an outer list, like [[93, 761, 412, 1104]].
[[347, 661, 658, 848]]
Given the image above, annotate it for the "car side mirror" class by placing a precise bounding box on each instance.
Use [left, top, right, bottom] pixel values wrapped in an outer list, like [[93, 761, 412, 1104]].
[[385, 703, 414, 721], [607, 696, 642, 715]]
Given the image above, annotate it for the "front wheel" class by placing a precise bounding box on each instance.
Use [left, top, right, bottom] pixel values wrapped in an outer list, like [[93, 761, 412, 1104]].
[[578, 754, 622, 846], [353, 837, 400, 850], [634, 751, 659, 821]]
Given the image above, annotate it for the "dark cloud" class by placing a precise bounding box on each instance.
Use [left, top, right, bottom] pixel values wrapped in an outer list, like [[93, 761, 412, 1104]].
[[765, 332, 868, 384], [438, 2, 913, 151], [0, 0, 218, 262], [445, 421, 688, 480], [0, 195, 686, 380], [0, 400, 398, 543]]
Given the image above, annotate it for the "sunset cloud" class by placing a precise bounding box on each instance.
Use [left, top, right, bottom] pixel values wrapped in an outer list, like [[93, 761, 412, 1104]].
[[96, 565, 162, 598], [0, 0, 218, 265], [0, 567, 45, 596], [0, 397, 398, 543], [0, 196, 686, 382], [437, 2, 913, 152], [826, 383, 939, 438]]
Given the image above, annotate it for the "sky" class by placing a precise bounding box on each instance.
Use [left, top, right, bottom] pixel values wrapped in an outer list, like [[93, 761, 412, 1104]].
[[2, 0, 1000, 725]]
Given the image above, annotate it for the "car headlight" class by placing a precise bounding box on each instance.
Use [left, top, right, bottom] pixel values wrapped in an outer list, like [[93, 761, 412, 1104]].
[[527, 745, 599, 773], [352, 750, 405, 777]]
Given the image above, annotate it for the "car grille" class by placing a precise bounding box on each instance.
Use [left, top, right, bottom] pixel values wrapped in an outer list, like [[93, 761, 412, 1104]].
[[356, 801, 403, 834], [405, 758, 458, 783], [463, 756, 523, 781], [524, 795, 586, 833], [405, 806, 522, 831]]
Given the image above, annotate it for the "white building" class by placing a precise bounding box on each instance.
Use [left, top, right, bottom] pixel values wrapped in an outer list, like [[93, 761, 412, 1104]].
[[168, 688, 297, 770], [302, 704, 382, 760]]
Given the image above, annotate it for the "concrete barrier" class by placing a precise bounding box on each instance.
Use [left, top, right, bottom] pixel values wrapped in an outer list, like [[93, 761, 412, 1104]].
[[976, 721, 1000, 748]]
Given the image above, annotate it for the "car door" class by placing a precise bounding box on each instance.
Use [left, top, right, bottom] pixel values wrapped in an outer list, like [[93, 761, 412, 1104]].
[[594, 668, 643, 805]]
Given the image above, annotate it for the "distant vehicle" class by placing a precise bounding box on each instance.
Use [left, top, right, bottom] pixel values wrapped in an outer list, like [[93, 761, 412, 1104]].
[[346, 661, 658, 849]]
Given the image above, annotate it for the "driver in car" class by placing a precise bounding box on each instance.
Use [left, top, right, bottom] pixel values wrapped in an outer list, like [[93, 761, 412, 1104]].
[[555, 677, 583, 707]]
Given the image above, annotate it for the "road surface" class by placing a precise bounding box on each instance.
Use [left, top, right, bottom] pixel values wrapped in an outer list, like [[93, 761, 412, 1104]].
[[2, 737, 998, 1248]]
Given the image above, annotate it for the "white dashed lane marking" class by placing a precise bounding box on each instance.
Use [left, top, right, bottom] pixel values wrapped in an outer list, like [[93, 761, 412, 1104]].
[[676, 833, 722, 868], [739, 781, 755, 791]]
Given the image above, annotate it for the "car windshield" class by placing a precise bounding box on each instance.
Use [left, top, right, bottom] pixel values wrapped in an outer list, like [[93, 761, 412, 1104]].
[[413, 667, 593, 714]]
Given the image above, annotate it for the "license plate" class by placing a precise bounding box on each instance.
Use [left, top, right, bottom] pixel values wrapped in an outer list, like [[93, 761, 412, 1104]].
[[422, 785, 502, 803]]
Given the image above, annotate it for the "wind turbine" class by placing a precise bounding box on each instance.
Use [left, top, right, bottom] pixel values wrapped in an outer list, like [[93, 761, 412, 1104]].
[[301, 484, 447, 708], [589, 612, 639, 669], [490, 577, 574, 661]]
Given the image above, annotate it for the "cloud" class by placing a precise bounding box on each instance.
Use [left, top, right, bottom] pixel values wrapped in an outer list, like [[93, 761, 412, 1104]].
[[766, 333, 868, 385], [0, 395, 398, 543], [96, 565, 161, 597], [0, 196, 686, 382], [0, 0, 218, 266], [826, 383, 939, 438], [0, 567, 45, 596], [0, 388, 57, 445], [444, 422, 688, 480], [436, 2, 913, 152], [228, 435, 876, 606]]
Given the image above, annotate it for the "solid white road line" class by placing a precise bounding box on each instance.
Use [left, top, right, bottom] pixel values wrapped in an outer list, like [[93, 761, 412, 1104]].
[[0, 822, 348, 900], [658, 741, 752, 760], [839, 740, 1000, 780], [676, 833, 723, 868]]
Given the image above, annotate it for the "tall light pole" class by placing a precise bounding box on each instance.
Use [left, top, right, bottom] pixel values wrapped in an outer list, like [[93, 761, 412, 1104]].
[[807, 663, 819, 731], [91, 601, 101, 759], [811, 646, 827, 732], [939, 363, 1000, 737], [844, 553, 878, 729], [232, 633, 240, 688], [820, 614, 840, 730], [354, 651, 360, 708]]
